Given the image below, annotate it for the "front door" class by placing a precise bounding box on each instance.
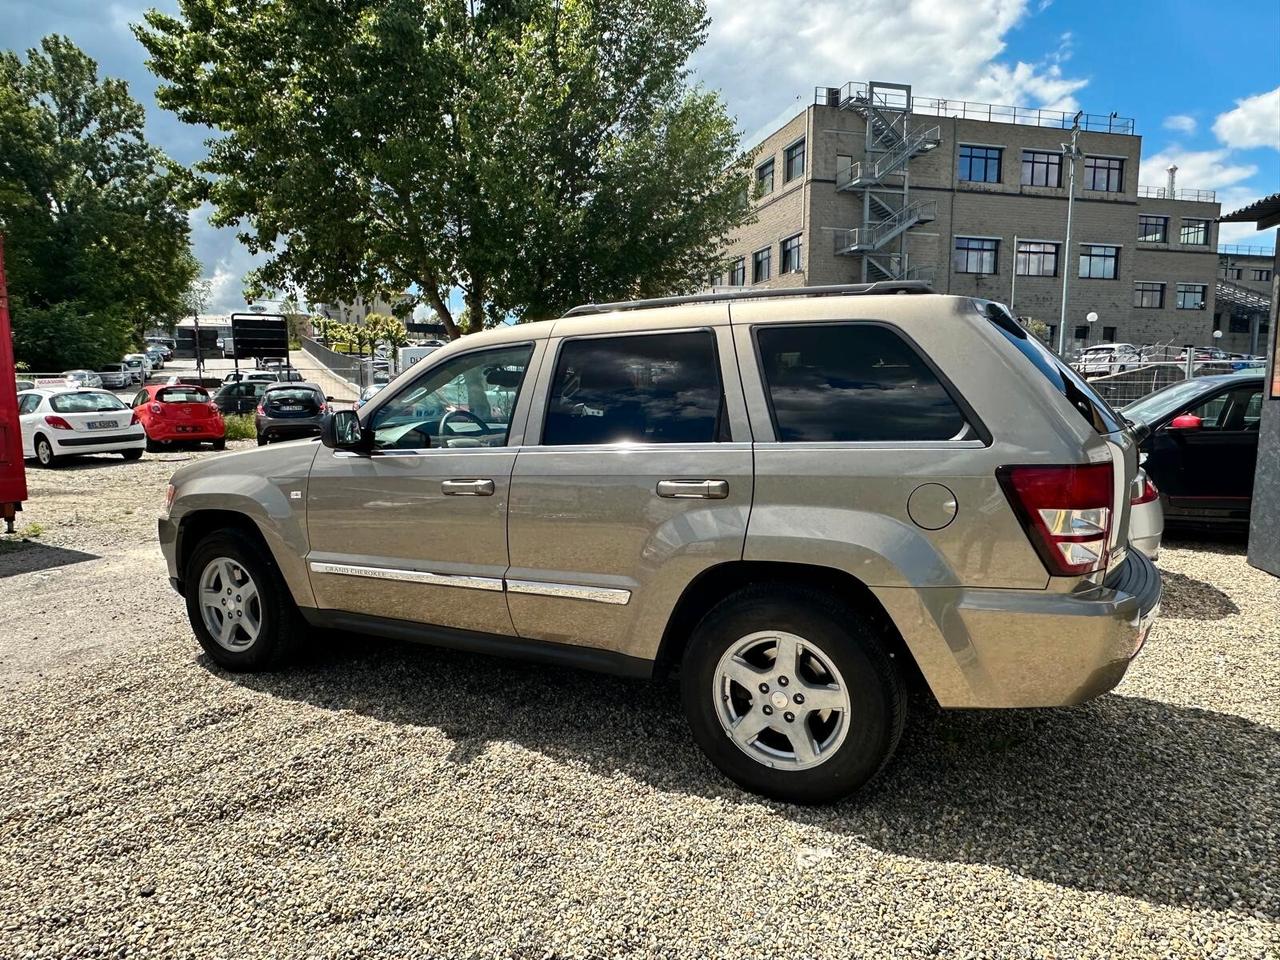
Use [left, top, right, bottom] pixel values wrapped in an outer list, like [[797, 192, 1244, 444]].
[[306, 340, 542, 636], [505, 322, 754, 660]]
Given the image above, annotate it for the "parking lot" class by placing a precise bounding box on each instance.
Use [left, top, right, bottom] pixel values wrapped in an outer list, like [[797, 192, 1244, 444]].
[[1, 447, 1277, 959]]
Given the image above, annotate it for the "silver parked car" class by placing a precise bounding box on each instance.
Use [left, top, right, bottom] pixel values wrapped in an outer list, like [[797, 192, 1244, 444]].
[[159, 284, 1161, 804], [98, 363, 133, 389], [62, 369, 103, 389]]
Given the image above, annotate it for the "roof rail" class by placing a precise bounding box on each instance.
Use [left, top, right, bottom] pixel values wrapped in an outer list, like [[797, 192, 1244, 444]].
[[562, 281, 936, 317]]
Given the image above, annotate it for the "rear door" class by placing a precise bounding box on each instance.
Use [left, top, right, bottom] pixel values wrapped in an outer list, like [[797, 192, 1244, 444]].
[[1162, 381, 1262, 516], [505, 312, 753, 660]]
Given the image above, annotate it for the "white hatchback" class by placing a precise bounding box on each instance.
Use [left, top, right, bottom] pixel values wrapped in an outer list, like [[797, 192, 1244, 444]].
[[16, 389, 146, 467]]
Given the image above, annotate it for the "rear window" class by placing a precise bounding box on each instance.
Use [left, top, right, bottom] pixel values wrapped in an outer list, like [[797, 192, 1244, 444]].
[[983, 303, 1124, 435], [157, 387, 209, 404], [266, 387, 322, 405], [50, 392, 127, 413], [755, 323, 968, 442]]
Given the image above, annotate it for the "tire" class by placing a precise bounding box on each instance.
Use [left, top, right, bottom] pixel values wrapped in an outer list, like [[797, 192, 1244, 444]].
[[121, 449, 143, 461], [146, 437, 164, 453], [212, 439, 226, 451], [256, 435, 268, 446], [680, 584, 906, 804], [184, 528, 304, 671], [33, 434, 58, 468]]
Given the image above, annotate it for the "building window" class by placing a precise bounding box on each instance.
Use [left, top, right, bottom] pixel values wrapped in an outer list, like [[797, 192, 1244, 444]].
[[1074, 324, 1090, 340], [1251, 268, 1273, 282], [959, 145, 1002, 183], [708, 270, 721, 288], [953, 237, 998, 274], [780, 234, 803, 274], [1015, 240, 1058, 277], [1179, 219, 1208, 245], [1133, 282, 1165, 309], [784, 139, 805, 182], [1021, 150, 1062, 187], [1176, 283, 1207, 309], [756, 324, 967, 442], [1083, 156, 1124, 192], [1102, 326, 1117, 343], [756, 158, 775, 196], [752, 247, 771, 283], [1079, 244, 1119, 279], [1137, 215, 1168, 243], [1225, 266, 1243, 280], [729, 257, 745, 286], [543, 332, 725, 446]]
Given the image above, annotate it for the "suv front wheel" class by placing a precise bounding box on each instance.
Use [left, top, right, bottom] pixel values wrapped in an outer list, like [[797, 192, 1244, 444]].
[[681, 585, 905, 804], [184, 529, 303, 671]]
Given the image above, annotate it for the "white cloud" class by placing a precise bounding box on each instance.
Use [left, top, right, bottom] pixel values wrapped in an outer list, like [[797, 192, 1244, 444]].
[[696, 0, 1089, 136], [187, 204, 268, 314], [1139, 147, 1257, 194], [1212, 86, 1280, 150], [1162, 114, 1197, 134]]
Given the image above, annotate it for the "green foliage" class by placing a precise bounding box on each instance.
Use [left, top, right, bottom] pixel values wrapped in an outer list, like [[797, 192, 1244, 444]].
[[221, 414, 256, 441], [0, 36, 198, 370], [136, 0, 751, 339]]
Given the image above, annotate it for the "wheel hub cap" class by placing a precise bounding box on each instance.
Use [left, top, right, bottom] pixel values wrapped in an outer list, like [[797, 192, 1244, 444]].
[[198, 557, 262, 652]]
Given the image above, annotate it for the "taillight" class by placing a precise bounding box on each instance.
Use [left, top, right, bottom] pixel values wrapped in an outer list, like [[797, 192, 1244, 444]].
[[130, 411, 141, 426], [1131, 473, 1159, 505], [256, 404, 265, 415], [997, 463, 1114, 577], [208, 402, 220, 414], [150, 402, 164, 415], [318, 402, 327, 414], [44, 415, 73, 430]]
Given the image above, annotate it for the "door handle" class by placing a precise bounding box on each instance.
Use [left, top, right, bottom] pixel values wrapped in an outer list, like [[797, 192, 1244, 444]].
[[656, 479, 729, 500], [441, 479, 495, 496]]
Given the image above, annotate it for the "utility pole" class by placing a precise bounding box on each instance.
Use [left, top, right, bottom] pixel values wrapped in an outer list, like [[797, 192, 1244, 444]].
[[1057, 113, 1083, 356], [1010, 234, 1020, 314]]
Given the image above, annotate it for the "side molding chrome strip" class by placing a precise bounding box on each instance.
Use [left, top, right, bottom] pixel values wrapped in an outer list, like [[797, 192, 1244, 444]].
[[309, 561, 504, 592], [506, 579, 632, 606]]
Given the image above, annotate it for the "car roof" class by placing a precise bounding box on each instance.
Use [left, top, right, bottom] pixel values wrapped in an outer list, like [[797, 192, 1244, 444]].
[[1194, 371, 1265, 386], [263, 380, 322, 390]]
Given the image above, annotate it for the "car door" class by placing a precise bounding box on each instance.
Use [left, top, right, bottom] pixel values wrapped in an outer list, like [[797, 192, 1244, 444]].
[[1154, 382, 1262, 518], [16, 394, 41, 456], [305, 339, 544, 636], [505, 313, 754, 661]]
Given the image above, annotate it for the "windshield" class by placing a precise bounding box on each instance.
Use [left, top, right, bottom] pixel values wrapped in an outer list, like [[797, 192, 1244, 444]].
[[265, 387, 322, 404], [50, 391, 127, 413], [1122, 379, 1225, 424], [157, 387, 210, 403]]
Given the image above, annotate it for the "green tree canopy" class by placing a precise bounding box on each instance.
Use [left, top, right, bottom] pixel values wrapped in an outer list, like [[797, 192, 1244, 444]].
[[136, 0, 750, 339], [0, 35, 198, 370]]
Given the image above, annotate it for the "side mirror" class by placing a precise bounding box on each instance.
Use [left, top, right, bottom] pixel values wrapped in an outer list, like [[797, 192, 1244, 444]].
[[322, 409, 373, 453], [1169, 414, 1203, 431]]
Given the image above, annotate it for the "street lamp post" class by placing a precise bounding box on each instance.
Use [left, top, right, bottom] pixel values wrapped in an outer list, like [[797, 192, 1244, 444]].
[[1057, 113, 1083, 356]]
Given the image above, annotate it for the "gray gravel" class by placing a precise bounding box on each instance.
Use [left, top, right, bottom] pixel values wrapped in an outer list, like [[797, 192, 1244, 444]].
[[1, 452, 1278, 959]]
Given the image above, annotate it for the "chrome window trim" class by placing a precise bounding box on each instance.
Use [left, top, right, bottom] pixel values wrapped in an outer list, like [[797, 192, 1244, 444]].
[[309, 561, 504, 592], [506, 579, 632, 606]]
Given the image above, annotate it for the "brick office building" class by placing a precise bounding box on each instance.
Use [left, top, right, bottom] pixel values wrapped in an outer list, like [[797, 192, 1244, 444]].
[[714, 81, 1252, 353]]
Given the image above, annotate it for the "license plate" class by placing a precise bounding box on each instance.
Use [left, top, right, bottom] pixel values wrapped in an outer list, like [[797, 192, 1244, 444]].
[[279, 404, 303, 412], [87, 420, 117, 430]]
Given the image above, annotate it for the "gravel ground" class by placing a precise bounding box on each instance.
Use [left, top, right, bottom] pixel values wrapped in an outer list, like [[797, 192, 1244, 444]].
[[1, 451, 1277, 959]]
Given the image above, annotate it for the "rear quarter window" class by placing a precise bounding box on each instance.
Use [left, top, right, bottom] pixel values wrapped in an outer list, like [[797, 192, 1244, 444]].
[[755, 322, 970, 442]]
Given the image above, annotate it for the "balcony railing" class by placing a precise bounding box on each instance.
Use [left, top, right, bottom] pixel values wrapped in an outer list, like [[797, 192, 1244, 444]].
[[814, 84, 1135, 134], [1137, 185, 1217, 202], [1218, 243, 1276, 257]]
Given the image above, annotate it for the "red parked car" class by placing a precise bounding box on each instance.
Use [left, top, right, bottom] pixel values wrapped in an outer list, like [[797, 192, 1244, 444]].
[[130, 384, 226, 451]]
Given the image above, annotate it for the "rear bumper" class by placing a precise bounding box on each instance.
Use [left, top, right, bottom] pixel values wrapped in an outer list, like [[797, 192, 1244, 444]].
[[880, 551, 1162, 709], [149, 422, 225, 442], [258, 421, 323, 441], [49, 430, 145, 454]]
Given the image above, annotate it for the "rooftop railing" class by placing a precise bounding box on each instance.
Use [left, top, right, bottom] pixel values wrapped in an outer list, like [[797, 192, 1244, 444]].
[[814, 84, 1135, 134], [1218, 243, 1276, 257], [1138, 185, 1217, 202]]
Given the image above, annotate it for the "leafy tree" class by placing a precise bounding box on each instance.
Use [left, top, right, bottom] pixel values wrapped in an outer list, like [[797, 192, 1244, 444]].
[[136, 0, 750, 339], [0, 36, 198, 370]]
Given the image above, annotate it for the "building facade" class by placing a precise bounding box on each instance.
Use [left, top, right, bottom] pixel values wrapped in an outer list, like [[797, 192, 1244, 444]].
[[715, 81, 1262, 354]]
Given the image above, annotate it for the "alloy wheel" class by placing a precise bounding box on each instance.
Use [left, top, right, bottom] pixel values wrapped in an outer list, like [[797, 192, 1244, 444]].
[[198, 557, 263, 651]]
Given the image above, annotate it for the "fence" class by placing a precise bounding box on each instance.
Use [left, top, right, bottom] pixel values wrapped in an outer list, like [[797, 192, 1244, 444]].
[[1080, 358, 1264, 408]]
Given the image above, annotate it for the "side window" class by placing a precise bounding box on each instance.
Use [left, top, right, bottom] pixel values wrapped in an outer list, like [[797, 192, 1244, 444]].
[[19, 395, 40, 415], [1189, 386, 1262, 430], [132, 390, 148, 407], [756, 323, 968, 442], [542, 331, 725, 446], [370, 343, 533, 450]]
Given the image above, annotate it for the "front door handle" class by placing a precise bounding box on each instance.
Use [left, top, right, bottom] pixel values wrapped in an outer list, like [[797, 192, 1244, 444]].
[[442, 479, 495, 496], [656, 479, 729, 500]]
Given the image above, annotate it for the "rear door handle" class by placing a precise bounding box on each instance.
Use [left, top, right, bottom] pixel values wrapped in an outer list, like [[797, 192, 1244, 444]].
[[441, 479, 495, 496], [656, 479, 729, 500]]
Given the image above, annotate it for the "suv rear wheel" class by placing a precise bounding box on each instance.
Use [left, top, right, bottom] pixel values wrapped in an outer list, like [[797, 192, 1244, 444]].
[[184, 529, 303, 671], [680, 585, 905, 804]]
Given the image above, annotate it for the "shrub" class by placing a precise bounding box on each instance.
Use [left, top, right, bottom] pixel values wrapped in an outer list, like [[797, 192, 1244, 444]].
[[222, 414, 257, 441]]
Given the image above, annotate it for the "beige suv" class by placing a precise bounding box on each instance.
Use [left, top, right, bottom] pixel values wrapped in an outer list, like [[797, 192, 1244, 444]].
[[160, 283, 1160, 803]]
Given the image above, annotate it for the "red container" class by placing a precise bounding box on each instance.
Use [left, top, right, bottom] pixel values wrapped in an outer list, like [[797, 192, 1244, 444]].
[[0, 235, 28, 531]]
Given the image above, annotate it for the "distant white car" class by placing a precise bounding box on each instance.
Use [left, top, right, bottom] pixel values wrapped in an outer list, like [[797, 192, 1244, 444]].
[[16, 388, 146, 467], [221, 370, 281, 385], [1078, 343, 1142, 378], [123, 353, 154, 383], [61, 369, 103, 389]]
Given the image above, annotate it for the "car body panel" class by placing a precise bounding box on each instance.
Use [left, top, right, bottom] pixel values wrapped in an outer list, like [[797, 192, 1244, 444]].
[[18, 389, 144, 458]]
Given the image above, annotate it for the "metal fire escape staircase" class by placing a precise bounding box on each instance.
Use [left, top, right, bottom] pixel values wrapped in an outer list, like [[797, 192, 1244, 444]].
[[832, 82, 942, 283]]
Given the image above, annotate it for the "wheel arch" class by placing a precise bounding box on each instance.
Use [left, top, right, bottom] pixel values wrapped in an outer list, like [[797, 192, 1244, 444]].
[[653, 560, 929, 698], [174, 507, 315, 608]]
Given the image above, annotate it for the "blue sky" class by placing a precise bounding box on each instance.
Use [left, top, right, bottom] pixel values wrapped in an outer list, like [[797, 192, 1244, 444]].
[[3, 0, 1278, 311]]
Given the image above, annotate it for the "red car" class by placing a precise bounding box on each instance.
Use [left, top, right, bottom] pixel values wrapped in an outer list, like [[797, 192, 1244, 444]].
[[131, 383, 226, 451]]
